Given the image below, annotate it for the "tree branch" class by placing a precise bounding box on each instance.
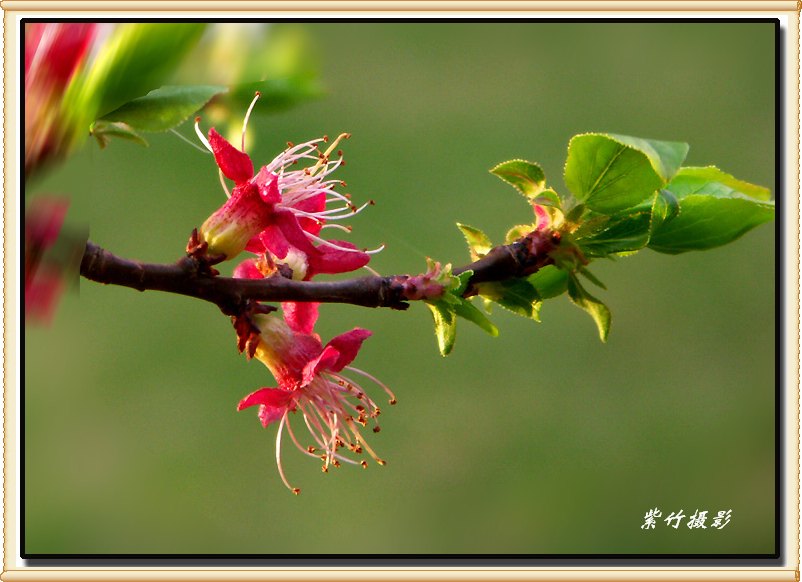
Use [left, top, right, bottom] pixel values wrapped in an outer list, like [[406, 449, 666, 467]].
[[79, 230, 560, 316]]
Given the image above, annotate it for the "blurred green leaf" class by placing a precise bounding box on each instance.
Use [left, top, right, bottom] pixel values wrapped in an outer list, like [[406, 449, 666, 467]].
[[490, 159, 546, 199], [63, 23, 206, 148], [222, 78, 324, 114], [648, 195, 775, 254], [578, 266, 607, 290], [98, 85, 227, 132], [564, 133, 688, 213], [567, 274, 611, 342]]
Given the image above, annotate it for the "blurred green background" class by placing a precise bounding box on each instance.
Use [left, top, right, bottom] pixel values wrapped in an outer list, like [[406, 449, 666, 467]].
[[25, 22, 776, 555]]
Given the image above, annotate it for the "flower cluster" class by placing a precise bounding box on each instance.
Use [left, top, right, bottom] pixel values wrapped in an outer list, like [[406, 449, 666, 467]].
[[195, 95, 392, 493]]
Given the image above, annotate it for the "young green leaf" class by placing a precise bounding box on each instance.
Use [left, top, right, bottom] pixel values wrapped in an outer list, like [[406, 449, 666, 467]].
[[666, 166, 771, 201], [651, 189, 681, 230], [564, 133, 688, 214], [453, 298, 499, 336], [477, 279, 543, 321], [98, 85, 227, 133], [490, 159, 547, 199], [528, 265, 569, 299], [456, 223, 493, 260], [505, 224, 535, 244], [426, 302, 458, 356], [573, 209, 653, 257], [605, 133, 689, 182], [578, 266, 607, 290], [648, 195, 775, 254], [567, 275, 611, 342]]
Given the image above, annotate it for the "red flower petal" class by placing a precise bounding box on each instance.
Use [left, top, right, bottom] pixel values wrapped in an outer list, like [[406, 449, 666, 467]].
[[237, 387, 294, 427], [283, 301, 319, 334], [325, 328, 372, 372], [260, 209, 317, 260], [233, 258, 264, 279], [302, 344, 341, 386], [253, 167, 281, 204], [208, 128, 254, 184], [293, 192, 326, 235], [308, 240, 370, 277]]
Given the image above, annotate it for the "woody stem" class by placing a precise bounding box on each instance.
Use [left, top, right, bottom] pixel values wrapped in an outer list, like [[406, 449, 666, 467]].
[[79, 230, 559, 315]]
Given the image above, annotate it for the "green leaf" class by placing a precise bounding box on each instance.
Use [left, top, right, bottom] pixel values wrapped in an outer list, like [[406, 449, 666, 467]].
[[666, 166, 771, 201], [426, 302, 457, 356], [651, 189, 680, 230], [477, 279, 543, 321], [98, 85, 227, 132], [574, 209, 653, 257], [453, 298, 499, 336], [532, 188, 562, 207], [222, 78, 324, 114], [490, 159, 546, 199], [90, 121, 149, 149], [456, 223, 493, 260], [605, 133, 689, 182], [648, 195, 775, 254], [563, 133, 688, 213], [63, 23, 206, 147], [453, 270, 473, 296], [528, 265, 569, 299], [578, 266, 607, 290], [567, 275, 611, 342], [505, 224, 534, 244]]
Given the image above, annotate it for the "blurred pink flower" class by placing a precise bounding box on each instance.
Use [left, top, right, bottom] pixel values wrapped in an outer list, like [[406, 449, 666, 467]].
[[25, 23, 96, 175], [237, 314, 395, 494], [25, 197, 70, 324]]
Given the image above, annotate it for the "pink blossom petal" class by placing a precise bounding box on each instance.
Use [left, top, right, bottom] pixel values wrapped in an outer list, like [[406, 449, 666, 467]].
[[293, 192, 326, 235], [533, 204, 550, 231], [308, 240, 370, 277], [233, 258, 264, 280], [237, 387, 293, 427], [258, 224, 289, 259], [302, 344, 341, 386], [253, 167, 281, 204], [324, 328, 373, 372], [208, 128, 254, 184], [260, 209, 317, 260], [283, 301, 319, 334]]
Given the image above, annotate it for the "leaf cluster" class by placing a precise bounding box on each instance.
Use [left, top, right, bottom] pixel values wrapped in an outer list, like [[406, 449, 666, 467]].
[[427, 133, 773, 354]]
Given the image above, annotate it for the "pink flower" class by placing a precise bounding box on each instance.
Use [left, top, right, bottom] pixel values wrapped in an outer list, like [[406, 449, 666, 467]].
[[25, 197, 71, 324], [237, 314, 396, 494], [196, 99, 375, 262], [25, 23, 97, 175]]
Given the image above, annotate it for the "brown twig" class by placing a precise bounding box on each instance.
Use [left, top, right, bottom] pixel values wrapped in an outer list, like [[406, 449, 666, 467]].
[[79, 230, 560, 315]]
